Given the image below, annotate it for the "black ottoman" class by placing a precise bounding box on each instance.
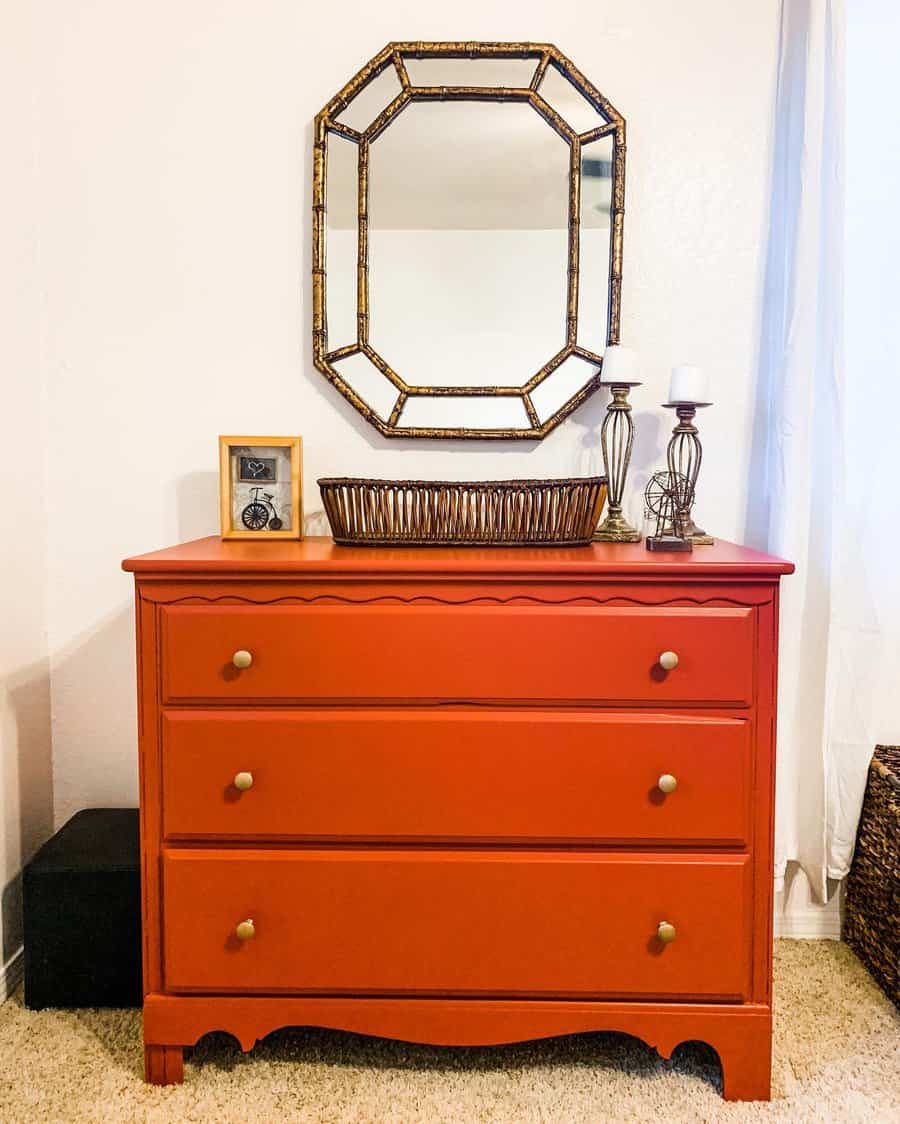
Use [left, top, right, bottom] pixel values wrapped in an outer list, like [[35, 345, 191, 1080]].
[[23, 808, 142, 1009]]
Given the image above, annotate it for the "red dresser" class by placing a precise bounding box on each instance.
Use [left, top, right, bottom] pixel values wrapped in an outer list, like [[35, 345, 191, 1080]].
[[123, 536, 792, 1099]]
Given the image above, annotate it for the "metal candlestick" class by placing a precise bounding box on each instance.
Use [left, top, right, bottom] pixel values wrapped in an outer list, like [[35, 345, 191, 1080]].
[[663, 401, 714, 545], [593, 381, 642, 542]]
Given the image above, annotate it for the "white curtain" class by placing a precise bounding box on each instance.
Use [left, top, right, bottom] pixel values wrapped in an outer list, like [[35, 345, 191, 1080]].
[[839, 4, 900, 861], [751, 0, 899, 900]]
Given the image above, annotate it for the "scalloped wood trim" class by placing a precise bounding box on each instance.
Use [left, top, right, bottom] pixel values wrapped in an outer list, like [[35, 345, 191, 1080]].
[[138, 590, 775, 608], [143, 995, 772, 1100]]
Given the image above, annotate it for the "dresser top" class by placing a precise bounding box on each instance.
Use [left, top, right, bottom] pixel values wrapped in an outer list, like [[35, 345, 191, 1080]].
[[123, 536, 793, 577]]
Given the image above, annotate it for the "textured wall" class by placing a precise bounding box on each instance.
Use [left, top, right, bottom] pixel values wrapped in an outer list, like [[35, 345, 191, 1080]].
[[23, 0, 780, 824], [0, 3, 54, 985]]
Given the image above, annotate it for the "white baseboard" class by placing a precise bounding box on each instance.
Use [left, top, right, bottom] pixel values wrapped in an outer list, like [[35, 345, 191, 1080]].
[[774, 871, 843, 940], [775, 906, 842, 939], [0, 947, 23, 1001]]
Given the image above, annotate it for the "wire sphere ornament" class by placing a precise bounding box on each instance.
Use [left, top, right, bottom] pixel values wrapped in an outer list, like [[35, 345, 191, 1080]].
[[645, 470, 693, 519], [644, 471, 694, 552]]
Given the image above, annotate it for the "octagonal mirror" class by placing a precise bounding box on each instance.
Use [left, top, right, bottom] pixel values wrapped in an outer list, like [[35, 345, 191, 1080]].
[[312, 43, 625, 439]]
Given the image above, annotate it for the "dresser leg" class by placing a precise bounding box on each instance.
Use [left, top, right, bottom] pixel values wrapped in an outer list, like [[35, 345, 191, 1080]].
[[718, 1030, 772, 1101], [144, 1044, 184, 1085]]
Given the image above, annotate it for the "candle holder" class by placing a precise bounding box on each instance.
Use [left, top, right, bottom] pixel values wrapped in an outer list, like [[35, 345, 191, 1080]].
[[662, 401, 714, 545], [593, 381, 642, 543]]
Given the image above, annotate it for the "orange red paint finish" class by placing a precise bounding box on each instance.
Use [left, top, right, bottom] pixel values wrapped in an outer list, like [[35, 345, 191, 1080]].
[[124, 536, 792, 1101]]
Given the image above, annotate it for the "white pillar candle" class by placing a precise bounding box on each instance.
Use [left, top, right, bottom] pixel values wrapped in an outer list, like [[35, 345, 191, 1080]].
[[600, 345, 640, 383], [668, 365, 709, 403]]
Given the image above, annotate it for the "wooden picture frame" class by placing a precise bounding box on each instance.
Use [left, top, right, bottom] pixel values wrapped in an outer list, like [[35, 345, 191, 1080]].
[[218, 436, 303, 541]]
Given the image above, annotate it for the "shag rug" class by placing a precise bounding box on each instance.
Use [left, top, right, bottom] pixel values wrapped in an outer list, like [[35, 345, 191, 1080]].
[[0, 941, 897, 1122]]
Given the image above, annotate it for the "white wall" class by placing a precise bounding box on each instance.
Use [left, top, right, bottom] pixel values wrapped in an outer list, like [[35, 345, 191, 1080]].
[[0, 2, 54, 994], [13, 0, 783, 905]]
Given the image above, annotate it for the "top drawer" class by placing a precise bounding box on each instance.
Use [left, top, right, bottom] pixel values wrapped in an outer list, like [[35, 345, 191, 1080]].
[[160, 603, 754, 705]]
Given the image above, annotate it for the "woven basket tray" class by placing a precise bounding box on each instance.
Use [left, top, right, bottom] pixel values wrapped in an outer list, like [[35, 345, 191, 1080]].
[[318, 477, 608, 547]]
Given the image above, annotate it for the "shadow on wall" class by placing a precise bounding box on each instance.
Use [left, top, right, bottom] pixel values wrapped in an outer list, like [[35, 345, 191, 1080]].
[[3, 657, 54, 966], [305, 509, 330, 537], [743, 347, 772, 550], [177, 471, 219, 542], [47, 606, 138, 831], [623, 410, 664, 531]]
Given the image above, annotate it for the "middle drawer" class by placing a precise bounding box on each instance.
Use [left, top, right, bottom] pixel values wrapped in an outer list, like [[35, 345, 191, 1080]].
[[161, 710, 751, 846]]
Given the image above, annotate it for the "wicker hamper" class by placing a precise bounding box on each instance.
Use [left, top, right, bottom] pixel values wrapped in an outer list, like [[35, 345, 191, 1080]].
[[843, 745, 899, 1008]]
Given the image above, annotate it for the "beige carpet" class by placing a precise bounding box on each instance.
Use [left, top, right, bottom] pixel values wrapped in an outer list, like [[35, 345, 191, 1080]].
[[0, 941, 897, 1123]]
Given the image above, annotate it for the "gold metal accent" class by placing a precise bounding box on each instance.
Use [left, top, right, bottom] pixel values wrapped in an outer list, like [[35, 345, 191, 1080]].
[[233, 772, 254, 792], [593, 382, 642, 542], [657, 774, 678, 794], [658, 651, 679, 671], [235, 919, 255, 941], [232, 650, 252, 670], [312, 42, 626, 440], [664, 403, 714, 545], [657, 921, 676, 944]]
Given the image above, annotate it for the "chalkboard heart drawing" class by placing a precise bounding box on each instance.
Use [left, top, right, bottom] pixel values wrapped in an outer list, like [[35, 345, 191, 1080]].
[[246, 460, 267, 478]]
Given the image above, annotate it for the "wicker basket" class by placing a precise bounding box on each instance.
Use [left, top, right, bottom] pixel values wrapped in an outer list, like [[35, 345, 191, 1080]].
[[318, 477, 608, 547], [844, 745, 899, 1008]]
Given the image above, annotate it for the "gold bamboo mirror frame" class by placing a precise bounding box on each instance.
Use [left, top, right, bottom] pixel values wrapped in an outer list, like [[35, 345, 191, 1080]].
[[312, 42, 625, 439]]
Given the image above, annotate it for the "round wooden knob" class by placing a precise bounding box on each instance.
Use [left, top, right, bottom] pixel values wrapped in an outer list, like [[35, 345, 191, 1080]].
[[232, 650, 252, 669], [233, 771, 254, 792], [657, 773, 678, 794], [235, 919, 255, 941], [657, 921, 677, 944], [658, 650, 679, 671]]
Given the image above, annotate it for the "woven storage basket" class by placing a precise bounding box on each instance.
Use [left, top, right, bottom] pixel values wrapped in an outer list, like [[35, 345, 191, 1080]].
[[843, 745, 899, 1008], [318, 477, 608, 547]]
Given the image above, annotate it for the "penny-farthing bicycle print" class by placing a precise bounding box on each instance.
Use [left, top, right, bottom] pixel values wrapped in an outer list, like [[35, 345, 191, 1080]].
[[241, 487, 284, 531]]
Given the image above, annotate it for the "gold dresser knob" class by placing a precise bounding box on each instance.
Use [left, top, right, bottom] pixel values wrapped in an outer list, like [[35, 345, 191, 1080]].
[[232, 650, 253, 669], [658, 650, 679, 671], [233, 771, 254, 792], [235, 919, 255, 941], [657, 921, 677, 944], [657, 774, 678, 794]]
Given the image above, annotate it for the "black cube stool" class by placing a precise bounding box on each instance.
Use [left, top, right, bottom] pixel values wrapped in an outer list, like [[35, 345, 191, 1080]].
[[23, 808, 142, 1008]]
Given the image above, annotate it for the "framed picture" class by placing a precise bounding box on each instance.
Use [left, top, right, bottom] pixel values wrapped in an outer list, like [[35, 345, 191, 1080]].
[[218, 436, 303, 540]]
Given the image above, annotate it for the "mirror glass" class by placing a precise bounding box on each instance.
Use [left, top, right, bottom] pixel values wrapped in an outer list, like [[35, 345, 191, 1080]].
[[324, 135, 358, 348], [368, 101, 569, 392], [579, 134, 614, 358], [315, 45, 624, 438], [403, 56, 537, 88]]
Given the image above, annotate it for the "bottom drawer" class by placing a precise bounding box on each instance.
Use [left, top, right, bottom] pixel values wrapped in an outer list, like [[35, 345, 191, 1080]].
[[162, 850, 751, 1000]]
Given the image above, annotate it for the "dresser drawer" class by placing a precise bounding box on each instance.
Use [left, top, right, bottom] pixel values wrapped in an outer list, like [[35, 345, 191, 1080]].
[[160, 604, 754, 705], [162, 849, 751, 999], [161, 710, 751, 846]]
